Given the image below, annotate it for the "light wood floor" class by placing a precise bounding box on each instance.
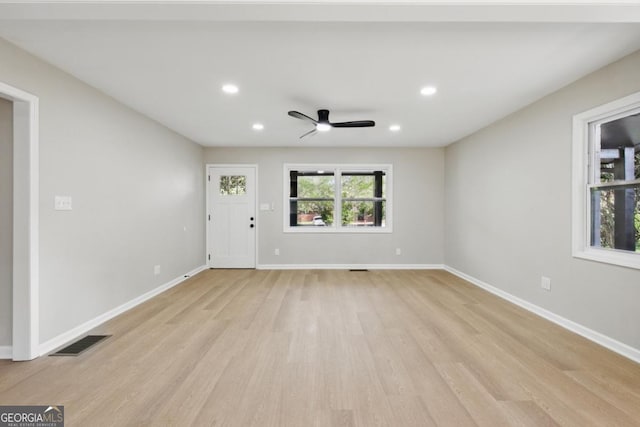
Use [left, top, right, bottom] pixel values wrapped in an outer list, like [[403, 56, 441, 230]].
[[1, 269, 639, 426]]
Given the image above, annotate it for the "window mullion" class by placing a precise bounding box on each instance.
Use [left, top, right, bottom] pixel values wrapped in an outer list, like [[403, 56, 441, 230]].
[[290, 170, 298, 227], [590, 179, 640, 190], [374, 170, 383, 227]]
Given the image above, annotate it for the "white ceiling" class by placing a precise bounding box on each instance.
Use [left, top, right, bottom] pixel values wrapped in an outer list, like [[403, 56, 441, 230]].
[[1, 1, 640, 147]]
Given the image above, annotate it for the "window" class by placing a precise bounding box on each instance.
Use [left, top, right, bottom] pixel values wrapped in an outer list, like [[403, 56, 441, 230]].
[[572, 91, 640, 269], [341, 171, 386, 227], [285, 164, 392, 232]]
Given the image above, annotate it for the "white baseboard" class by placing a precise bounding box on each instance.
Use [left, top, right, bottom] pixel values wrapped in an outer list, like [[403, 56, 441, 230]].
[[38, 264, 207, 357], [257, 263, 444, 270], [444, 265, 640, 364], [0, 345, 12, 359]]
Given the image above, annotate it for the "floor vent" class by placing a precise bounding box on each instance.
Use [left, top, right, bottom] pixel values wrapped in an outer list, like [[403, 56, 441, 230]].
[[349, 269, 369, 272], [50, 335, 111, 356]]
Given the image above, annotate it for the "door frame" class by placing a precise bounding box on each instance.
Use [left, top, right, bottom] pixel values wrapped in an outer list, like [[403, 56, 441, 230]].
[[0, 81, 39, 361], [205, 164, 258, 268]]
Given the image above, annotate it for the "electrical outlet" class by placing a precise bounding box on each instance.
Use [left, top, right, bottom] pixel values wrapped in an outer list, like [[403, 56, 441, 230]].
[[274, 248, 280, 256], [541, 276, 551, 291], [396, 248, 402, 256], [54, 196, 73, 211], [154, 265, 161, 275]]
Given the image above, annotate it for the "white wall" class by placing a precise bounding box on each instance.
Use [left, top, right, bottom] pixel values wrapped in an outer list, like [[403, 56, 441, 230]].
[[0, 97, 12, 346], [445, 50, 640, 350], [0, 37, 205, 344], [204, 147, 444, 267]]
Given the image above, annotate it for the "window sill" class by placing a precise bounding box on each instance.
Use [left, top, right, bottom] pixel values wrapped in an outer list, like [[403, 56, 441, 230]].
[[573, 248, 640, 270], [284, 227, 392, 234]]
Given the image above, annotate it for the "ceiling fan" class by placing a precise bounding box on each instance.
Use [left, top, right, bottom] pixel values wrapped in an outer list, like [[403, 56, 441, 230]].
[[288, 109, 375, 139]]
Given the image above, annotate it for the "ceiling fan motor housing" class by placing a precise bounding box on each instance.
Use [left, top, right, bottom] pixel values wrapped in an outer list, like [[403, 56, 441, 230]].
[[317, 109, 330, 123]]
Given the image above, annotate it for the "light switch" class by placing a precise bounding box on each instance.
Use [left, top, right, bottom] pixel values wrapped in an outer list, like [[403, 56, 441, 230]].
[[541, 276, 551, 291], [54, 196, 72, 211]]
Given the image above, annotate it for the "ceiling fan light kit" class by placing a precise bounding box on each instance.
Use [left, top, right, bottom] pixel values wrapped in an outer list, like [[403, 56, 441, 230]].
[[288, 109, 375, 139]]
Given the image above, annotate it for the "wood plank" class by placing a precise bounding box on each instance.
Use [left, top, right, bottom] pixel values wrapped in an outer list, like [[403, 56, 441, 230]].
[[0, 269, 638, 426]]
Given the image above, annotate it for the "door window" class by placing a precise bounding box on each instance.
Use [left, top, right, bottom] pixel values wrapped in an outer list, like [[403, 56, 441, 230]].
[[220, 175, 247, 195]]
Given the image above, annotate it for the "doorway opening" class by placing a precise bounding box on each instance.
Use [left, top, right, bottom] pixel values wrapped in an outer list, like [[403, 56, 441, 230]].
[[0, 81, 39, 361], [0, 97, 12, 358]]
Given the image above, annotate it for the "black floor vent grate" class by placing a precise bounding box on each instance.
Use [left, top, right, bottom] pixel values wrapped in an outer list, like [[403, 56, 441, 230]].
[[50, 335, 111, 356], [349, 269, 369, 272]]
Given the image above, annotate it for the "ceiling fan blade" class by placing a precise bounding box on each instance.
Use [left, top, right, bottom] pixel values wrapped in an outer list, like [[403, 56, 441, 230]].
[[299, 128, 318, 139], [331, 120, 375, 128], [288, 111, 318, 124]]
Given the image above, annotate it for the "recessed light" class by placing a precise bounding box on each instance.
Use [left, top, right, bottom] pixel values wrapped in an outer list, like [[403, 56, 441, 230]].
[[252, 123, 264, 131], [389, 124, 401, 132], [222, 84, 239, 94], [420, 86, 437, 96], [316, 123, 331, 132]]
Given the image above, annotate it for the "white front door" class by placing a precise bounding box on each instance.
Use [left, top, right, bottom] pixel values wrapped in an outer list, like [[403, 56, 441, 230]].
[[207, 165, 256, 268]]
